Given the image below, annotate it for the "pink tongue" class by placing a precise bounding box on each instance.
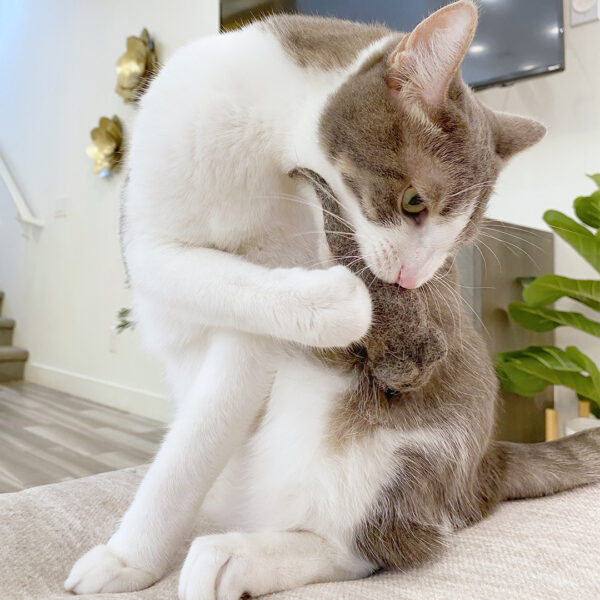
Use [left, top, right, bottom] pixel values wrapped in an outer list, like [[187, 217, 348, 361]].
[[397, 269, 418, 289]]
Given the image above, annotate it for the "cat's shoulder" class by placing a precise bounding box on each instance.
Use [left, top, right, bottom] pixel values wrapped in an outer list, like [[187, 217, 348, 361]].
[[259, 14, 392, 71]]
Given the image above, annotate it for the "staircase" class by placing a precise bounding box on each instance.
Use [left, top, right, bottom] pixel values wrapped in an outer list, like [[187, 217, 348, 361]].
[[0, 291, 29, 381]]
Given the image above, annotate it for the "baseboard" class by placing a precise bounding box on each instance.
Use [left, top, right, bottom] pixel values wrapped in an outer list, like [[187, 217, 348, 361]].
[[25, 362, 171, 422]]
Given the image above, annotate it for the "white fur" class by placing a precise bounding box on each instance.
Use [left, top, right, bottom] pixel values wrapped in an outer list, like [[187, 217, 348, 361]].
[[65, 17, 474, 599], [348, 199, 471, 287]]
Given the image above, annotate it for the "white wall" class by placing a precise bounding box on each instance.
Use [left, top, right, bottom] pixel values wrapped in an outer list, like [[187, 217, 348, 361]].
[[478, 1, 600, 421], [0, 1, 219, 421], [1, 0, 598, 424]]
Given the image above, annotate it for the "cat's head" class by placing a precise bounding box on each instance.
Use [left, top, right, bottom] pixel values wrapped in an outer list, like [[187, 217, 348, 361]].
[[317, 0, 545, 288]]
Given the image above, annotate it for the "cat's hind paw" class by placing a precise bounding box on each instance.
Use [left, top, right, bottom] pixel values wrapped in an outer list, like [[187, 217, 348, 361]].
[[178, 534, 257, 600], [64, 544, 157, 594]]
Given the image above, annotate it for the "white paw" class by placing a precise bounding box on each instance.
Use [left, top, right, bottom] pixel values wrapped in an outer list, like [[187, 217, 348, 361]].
[[178, 534, 259, 600], [64, 544, 157, 594], [297, 265, 372, 348]]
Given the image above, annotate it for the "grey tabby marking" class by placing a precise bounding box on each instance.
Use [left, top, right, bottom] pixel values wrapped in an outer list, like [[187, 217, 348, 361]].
[[293, 168, 600, 572], [261, 14, 391, 71]]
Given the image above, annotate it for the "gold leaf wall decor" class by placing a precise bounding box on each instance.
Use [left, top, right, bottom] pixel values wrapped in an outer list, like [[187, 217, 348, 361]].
[[115, 28, 157, 102], [86, 115, 123, 177]]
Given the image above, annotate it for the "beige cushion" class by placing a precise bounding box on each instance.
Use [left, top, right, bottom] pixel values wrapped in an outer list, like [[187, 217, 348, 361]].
[[1, 466, 598, 600]]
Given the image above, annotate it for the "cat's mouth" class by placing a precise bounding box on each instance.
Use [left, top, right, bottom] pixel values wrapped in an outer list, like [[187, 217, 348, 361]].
[[397, 267, 421, 290], [362, 252, 445, 290]]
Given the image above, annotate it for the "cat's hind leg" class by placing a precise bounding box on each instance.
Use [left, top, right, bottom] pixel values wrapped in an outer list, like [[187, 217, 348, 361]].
[[177, 530, 373, 600]]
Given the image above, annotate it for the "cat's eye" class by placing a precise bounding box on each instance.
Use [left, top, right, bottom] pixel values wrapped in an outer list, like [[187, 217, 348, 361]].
[[401, 187, 427, 214]]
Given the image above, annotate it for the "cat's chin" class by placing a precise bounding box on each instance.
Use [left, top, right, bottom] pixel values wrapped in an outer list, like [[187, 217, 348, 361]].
[[364, 263, 432, 289]]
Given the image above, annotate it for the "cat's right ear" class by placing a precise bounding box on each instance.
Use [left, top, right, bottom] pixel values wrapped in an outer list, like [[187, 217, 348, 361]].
[[387, 0, 478, 108]]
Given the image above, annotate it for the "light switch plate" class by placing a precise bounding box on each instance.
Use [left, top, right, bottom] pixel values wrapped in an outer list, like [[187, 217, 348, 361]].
[[571, 0, 600, 26]]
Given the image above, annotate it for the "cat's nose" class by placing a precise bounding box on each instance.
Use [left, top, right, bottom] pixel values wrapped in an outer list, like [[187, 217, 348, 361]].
[[397, 268, 418, 289]]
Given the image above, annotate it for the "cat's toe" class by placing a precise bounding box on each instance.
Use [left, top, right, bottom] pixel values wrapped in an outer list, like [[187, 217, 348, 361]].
[[64, 544, 157, 594], [178, 534, 254, 600]]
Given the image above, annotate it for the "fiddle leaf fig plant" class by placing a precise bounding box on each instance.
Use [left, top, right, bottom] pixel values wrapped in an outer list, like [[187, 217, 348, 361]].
[[494, 175, 600, 417]]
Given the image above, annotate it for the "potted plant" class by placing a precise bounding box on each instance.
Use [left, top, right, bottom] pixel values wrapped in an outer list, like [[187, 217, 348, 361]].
[[494, 174, 600, 435]]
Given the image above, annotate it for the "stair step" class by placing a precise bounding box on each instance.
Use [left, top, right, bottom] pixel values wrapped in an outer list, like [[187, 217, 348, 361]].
[[0, 346, 28, 362], [0, 361, 26, 382], [0, 317, 15, 346], [0, 346, 28, 382]]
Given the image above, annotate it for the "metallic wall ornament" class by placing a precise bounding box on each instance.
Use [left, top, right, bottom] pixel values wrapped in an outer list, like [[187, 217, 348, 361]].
[[86, 115, 123, 177], [115, 28, 157, 102]]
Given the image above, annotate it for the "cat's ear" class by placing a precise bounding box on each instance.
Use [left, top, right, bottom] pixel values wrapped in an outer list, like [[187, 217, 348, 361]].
[[388, 0, 478, 107], [491, 111, 547, 160]]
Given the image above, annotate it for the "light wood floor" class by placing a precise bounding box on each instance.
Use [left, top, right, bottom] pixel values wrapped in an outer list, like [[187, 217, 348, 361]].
[[0, 382, 165, 493]]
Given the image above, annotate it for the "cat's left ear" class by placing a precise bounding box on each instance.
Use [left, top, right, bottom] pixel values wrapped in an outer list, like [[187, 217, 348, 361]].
[[490, 110, 547, 160], [387, 0, 478, 107]]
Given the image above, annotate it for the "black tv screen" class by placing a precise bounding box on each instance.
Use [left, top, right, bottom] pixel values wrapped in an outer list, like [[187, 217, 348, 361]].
[[294, 0, 565, 90]]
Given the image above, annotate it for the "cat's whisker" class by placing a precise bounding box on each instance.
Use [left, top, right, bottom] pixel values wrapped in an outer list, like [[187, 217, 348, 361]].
[[446, 180, 496, 199], [303, 256, 362, 269], [367, 272, 378, 291], [289, 230, 356, 239], [430, 278, 460, 332], [474, 238, 502, 269], [442, 277, 489, 337], [478, 232, 542, 270], [472, 243, 488, 279], [481, 227, 546, 252], [482, 220, 546, 238], [479, 232, 520, 258]]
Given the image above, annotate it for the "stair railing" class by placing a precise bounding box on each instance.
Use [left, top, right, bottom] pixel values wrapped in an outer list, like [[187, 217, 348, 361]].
[[0, 153, 44, 228]]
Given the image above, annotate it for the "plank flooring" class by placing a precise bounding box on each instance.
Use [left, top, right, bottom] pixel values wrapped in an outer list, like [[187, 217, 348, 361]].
[[0, 382, 165, 492]]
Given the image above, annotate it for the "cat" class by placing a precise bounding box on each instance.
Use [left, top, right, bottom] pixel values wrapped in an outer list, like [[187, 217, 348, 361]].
[[64, 2, 582, 598]]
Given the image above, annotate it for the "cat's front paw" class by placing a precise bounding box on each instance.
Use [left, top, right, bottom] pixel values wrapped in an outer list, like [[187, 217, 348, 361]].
[[64, 544, 157, 594], [179, 533, 263, 600], [301, 265, 372, 348]]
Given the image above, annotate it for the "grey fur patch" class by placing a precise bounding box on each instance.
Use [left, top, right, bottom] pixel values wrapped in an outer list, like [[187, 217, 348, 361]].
[[261, 14, 391, 71], [293, 168, 600, 572], [319, 52, 501, 230]]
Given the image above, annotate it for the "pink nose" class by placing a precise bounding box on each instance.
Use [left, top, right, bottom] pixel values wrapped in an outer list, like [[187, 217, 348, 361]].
[[397, 268, 418, 289]]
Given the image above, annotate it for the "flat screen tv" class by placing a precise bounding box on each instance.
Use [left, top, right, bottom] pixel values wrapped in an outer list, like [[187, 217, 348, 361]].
[[293, 0, 565, 90]]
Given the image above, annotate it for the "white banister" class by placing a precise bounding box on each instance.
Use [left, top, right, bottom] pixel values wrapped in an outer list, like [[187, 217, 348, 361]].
[[0, 153, 44, 228]]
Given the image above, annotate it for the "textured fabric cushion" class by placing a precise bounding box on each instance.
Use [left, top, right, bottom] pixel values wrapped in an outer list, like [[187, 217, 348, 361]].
[[1, 467, 598, 600]]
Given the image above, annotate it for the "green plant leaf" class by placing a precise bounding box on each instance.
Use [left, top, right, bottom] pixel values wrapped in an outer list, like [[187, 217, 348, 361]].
[[566, 346, 600, 389], [543, 210, 600, 273], [565, 347, 600, 415], [509, 302, 600, 337], [522, 274, 600, 311], [588, 174, 600, 189], [574, 191, 600, 229], [494, 345, 600, 403]]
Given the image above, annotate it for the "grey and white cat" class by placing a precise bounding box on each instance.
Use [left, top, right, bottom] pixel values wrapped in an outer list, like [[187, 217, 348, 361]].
[[65, 2, 599, 599]]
